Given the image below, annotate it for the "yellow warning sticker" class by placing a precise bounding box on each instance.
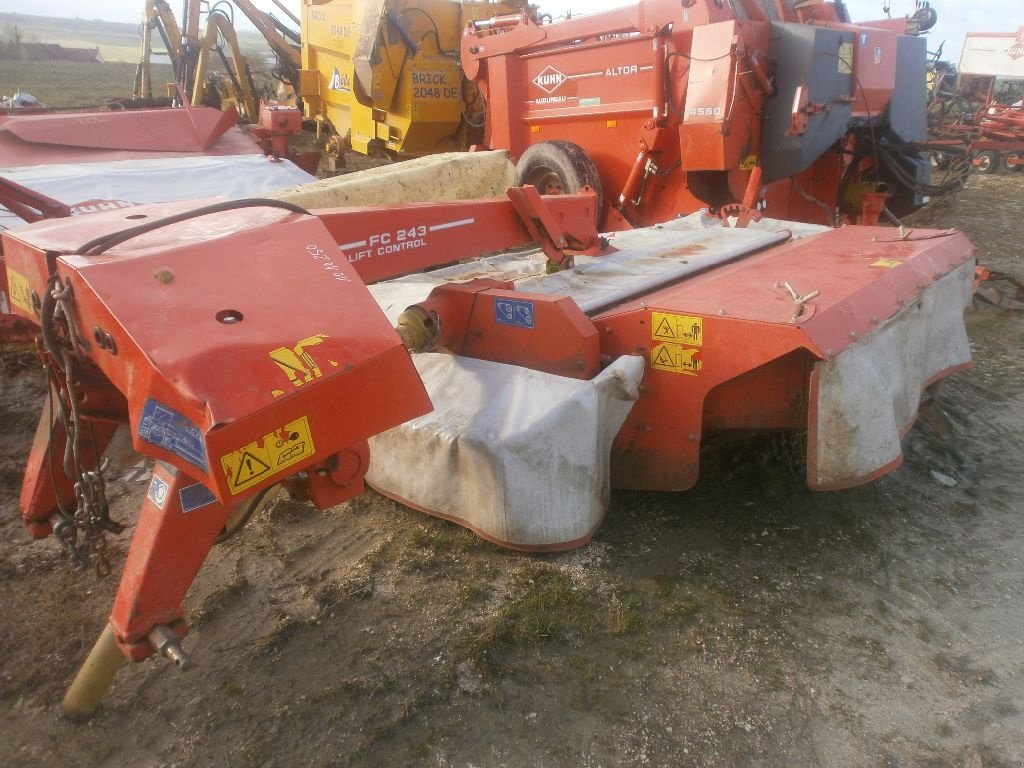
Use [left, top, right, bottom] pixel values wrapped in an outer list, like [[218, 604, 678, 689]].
[[740, 154, 759, 171], [838, 42, 854, 74], [220, 416, 315, 495], [871, 258, 903, 269], [5, 267, 33, 315], [651, 342, 702, 375], [651, 312, 703, 346], [269, 334, 329, 387]]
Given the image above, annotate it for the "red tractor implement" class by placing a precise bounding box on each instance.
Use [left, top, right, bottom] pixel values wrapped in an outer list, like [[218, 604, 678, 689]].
[[4, 186, 973, 717], [462, 0, 950, 229]]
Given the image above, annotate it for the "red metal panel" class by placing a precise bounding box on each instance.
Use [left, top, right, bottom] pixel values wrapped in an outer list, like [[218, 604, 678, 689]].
[[417, 282, 602, 378], [518, 37, 662, 124], [827, 24, 898, 119], [679, 20, 764, 171], [600, 307, 815, 491], [317, 192, 599, 283], [5, 200, 432, 504], [2, 106, 238, 153], [481, 54, 527, 156], [0, 112, 262, 169]]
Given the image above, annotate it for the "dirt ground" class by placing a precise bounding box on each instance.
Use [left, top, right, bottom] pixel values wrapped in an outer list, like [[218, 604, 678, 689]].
[[2, 174, 1023, 768]]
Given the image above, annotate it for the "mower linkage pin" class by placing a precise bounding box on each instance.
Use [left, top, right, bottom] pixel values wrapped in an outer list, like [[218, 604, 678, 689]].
[[148, 625, 193, 670]]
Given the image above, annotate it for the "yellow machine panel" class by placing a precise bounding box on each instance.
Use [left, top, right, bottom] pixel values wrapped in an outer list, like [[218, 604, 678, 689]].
[[301, 0, 525, 157]]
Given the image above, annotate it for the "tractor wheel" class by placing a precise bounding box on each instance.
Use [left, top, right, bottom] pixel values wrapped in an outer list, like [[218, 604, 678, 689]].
[[975, 151, 999, 174], [514, 140, 604, 221], [1005, 152, 1024, 172]]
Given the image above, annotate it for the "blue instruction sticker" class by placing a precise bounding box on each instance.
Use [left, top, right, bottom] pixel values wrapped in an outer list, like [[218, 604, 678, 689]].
[[179, 483, 217, 514], [147, 475, 170, 510], [494, 298, 535, 329], [138, 399, 209, 473]]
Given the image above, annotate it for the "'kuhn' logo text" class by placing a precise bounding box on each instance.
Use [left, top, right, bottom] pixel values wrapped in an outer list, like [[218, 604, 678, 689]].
[[1010, 26, 1024, 60], [532, 66, 567, 94]]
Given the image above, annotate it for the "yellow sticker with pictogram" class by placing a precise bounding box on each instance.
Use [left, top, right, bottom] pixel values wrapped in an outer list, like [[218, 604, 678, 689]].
[[651, 311, 703, 346], [871, 258, 903, 269], [651, 342, 702, 375], [220, 416, 315, 495], [5, 267, 34, 315], [740, 154, 759, 171], [838, 43, 854, 74]]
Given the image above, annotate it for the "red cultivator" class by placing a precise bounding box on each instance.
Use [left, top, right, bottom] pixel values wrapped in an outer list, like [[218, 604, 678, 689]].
[[930, 102, 1024, 173]]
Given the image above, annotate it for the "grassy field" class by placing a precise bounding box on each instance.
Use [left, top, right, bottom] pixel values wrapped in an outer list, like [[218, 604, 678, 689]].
[[0, 60, 174, 107], [0, 12, 275, 63]]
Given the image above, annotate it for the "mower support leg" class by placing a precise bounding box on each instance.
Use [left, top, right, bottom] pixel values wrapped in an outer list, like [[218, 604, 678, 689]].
[[62, 461, 237, 719]]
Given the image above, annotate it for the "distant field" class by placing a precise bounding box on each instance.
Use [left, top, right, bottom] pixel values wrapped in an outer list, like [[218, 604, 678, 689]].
[[0, 61, 174, 107], [0, 12, 143, 62], [0, 12, 274, 63]]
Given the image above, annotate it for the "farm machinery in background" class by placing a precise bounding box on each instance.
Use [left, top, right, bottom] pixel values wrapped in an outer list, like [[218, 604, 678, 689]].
[[299, 0, 529, 163], [926, 27, 1024, 174], [920, 29, 1024, 309], [297, 0, 958, 228], [931, 100, 1024, 173], [456, 0, 957, 229], [132, 0, 965, 224], [133, 1, 324, 168], [135, 0, 303, 122]]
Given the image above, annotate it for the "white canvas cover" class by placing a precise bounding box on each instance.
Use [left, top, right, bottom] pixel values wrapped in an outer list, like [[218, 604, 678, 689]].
[[808, 258, 974, 489], [366, 353, 645, 550], [0, 154, 314, 230]]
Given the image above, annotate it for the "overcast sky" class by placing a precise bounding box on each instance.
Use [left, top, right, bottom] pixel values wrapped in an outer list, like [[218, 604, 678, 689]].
[[0, 0, 1014, 64]]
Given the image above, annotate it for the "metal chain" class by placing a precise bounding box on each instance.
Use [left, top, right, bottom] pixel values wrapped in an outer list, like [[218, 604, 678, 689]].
[[44, 278, 123, 576]]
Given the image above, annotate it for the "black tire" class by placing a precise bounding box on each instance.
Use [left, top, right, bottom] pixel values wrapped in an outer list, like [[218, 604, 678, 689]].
[[975, 150, 999, 174], [911, 5, 937, 32], [927, 150, 951, 170], [514, 140, 604, 222], [1005, 151, 1024, 172]]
